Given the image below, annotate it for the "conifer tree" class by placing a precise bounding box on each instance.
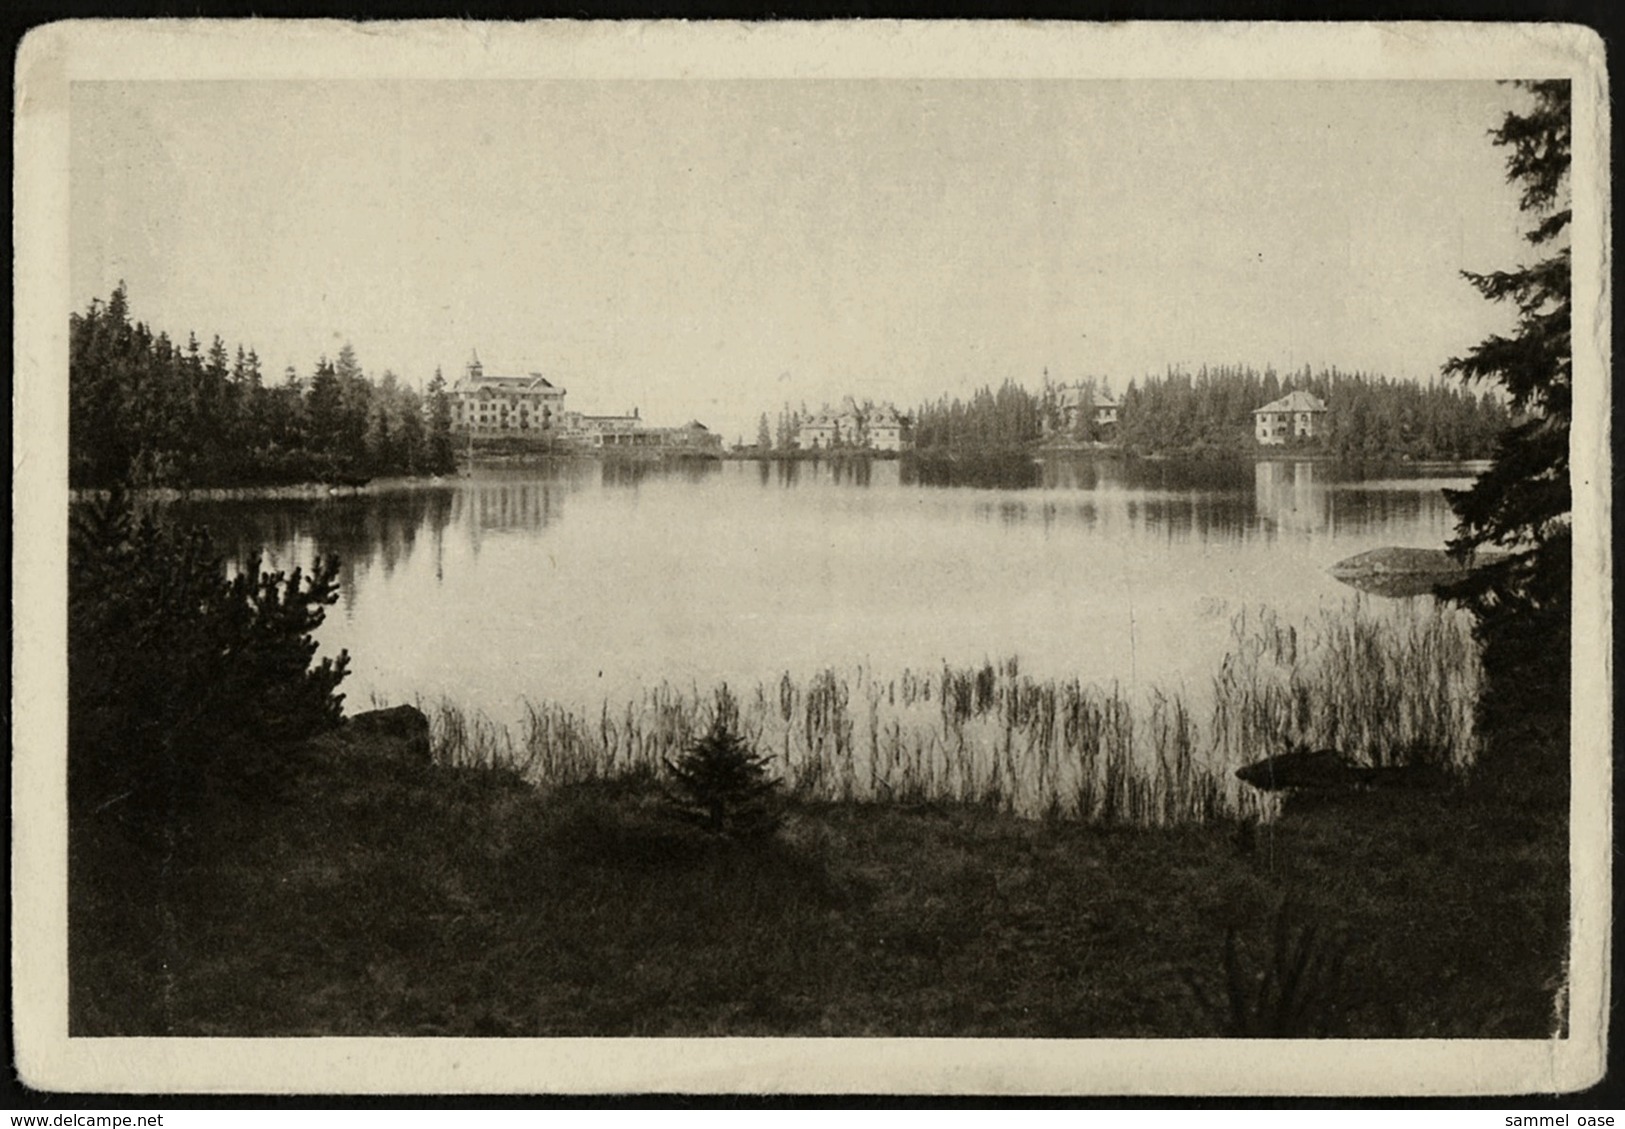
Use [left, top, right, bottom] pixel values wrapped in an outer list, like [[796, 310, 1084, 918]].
[[1442, 80, 1572, 658], [306, 357, 345, 457], [663, 690, 780, 840], [69, 488, 349, 824], [334, 343, 372, 464], [425, 367, 457, 474]]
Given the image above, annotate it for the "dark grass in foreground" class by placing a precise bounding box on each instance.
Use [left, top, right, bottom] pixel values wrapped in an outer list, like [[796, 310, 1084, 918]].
[[70, 650, 1567, 1038]]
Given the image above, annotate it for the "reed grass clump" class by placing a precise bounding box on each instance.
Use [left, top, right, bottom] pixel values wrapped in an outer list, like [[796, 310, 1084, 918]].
[[422, 697, 537, 779], [1211, 598, 1481, 773], [421, 597, 1479, 827]]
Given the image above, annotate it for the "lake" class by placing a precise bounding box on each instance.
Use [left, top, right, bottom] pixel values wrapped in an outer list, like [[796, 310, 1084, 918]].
[[175, 455, 1481, 739]]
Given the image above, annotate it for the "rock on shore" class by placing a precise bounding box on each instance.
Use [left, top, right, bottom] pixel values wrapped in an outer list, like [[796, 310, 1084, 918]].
[[1328, 546, 1506, 598]]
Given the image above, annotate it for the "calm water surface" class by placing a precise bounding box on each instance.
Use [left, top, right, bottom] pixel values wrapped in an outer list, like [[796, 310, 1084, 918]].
[[177, 456, 1480, 728]]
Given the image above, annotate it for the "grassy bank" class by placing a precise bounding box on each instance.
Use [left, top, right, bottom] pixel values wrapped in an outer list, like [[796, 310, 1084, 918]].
[[69, 605, 1563, 1039]]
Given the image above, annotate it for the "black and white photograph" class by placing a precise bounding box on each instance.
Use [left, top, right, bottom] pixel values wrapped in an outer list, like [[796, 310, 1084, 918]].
[[12, 21, 1610, 1096]]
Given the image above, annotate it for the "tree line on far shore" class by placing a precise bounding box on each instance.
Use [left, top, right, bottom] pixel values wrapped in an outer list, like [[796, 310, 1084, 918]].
[[904, 365, 1510, 459], [755, 365, 1510, 461], [1114, 365, 1511, 460], [69, 284, 459, 489]]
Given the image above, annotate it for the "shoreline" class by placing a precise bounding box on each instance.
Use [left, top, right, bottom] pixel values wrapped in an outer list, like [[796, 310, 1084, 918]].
[[68, 447, 1490, 505], [68, 632, 1567, 1038]]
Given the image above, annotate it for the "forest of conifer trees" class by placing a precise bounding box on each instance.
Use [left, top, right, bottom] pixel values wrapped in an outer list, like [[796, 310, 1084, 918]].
[[903, 365, 1509, 460], [74, 284, 1513, 488], [69, 285, 459, 490]]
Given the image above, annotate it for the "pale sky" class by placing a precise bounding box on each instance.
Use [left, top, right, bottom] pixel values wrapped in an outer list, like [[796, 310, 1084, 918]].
[[71, 79, 1530, 443]]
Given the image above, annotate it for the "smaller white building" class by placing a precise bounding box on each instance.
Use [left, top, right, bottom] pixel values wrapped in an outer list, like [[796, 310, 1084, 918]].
[[1053, 383, 1120, 432], [1253, 390, 1328, 445], [867, 404, 908, 452], [795, 400, 911, 451], [797, 414, 839, 450]]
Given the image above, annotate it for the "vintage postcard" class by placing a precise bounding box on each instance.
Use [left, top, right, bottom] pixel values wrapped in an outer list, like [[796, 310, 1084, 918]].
[[12, 20, 1610, 1095]]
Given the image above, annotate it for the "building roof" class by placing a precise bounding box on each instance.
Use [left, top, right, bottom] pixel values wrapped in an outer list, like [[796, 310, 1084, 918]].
[[455, 373, 560, 393], [1253, 390, 1328, 414], [1056, 383, 1116, 410]]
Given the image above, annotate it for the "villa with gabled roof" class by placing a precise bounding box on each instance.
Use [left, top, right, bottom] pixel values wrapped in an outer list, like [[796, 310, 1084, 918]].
[[1051, 383, 1122, 433], [795, 399, 912, 451], [866, 403, 909, 452], [1252, 390, 1328, 445]]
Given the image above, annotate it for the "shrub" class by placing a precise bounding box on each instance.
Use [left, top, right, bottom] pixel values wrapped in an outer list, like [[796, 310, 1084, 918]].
[[68, 488, 349, 828], [662, 691, 781, 840], [1184, 900, 1360, 1037]]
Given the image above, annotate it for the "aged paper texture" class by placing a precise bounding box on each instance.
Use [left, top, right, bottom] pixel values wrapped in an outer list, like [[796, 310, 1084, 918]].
[[13, 19, 1611, 1095]]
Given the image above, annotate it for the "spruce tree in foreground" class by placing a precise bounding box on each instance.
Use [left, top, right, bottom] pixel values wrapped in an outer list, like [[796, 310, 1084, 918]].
[[663, 695, 781, 840], [1442, 80, 1572, 665], [69, 488, 350, 829]]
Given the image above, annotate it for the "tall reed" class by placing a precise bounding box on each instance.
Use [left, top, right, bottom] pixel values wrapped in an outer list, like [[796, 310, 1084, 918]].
[[1210, 598, 1481, 772], [421, 597, 1479, 826]]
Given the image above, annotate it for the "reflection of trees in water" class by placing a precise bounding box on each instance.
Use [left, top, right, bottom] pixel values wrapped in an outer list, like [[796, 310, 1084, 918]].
[[1250, 461, 1435, 537], [833, 459, 871, 487], [1041, 456, 1258, 495], [598, 458, 722, 489], [755, 458, 899, 489], [902, 452, 1042, 490], [168, 489, 458, 611], [951, 457, 1450, 542], [1040, 458, 1101, 492], [1328, 489, 1435, 536]]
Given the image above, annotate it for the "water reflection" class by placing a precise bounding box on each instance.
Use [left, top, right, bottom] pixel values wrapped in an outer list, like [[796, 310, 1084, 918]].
[[171, 487, 458, 605], [598, 457, 722, 489], [766, 458, 896, 489], [902, 452, 1043, 490], [170, 455, 1466, 585], [461, 480, 562, 535], [1254, 461, 1330, 534], [149, 455, 1474, 726]]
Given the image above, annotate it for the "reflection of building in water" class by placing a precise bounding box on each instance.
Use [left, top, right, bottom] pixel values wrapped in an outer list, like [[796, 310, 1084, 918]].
[[456, 481, 563, 554], [1254, 460, 1330, 533], [1040, 457, 1101, 491], [763, 457, 898, 489], [599, 458, 721, 488], [831, 458, 873, 487]]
